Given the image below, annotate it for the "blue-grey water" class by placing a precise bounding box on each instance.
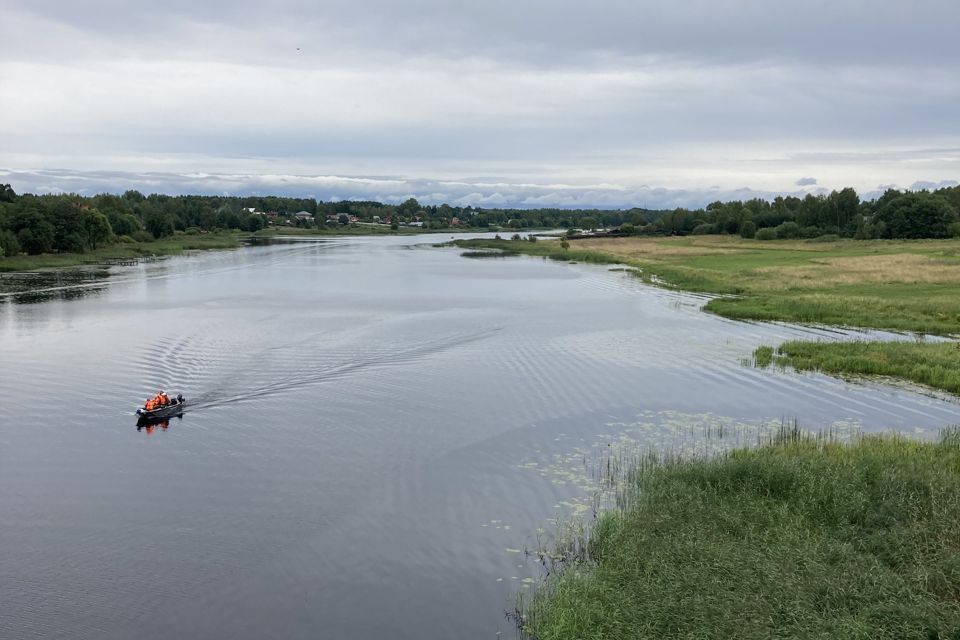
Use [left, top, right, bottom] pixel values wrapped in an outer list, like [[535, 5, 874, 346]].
[[2, 234, 958, 639]]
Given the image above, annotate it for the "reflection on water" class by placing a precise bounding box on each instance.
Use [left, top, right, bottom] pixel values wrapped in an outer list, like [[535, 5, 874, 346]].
[[1, 234, 958, 640], [7, 286, 107, 304], [137, 419, 173, 434], [0, 269, 110, 304]]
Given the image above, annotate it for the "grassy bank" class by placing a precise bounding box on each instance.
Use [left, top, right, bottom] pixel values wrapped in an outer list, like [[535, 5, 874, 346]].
[[755, 340, 960, 396], [456, 236, 960, 335], [523, 429, 960, 639], [0, 232, 244, 272]]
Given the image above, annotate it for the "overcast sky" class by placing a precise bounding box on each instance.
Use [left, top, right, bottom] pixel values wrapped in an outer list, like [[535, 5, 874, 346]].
[[2, 1, 958, 208]]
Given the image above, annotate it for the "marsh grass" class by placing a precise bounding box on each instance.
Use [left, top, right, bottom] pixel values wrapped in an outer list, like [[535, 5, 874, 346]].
[[756, 340, 960, 396], [522, 427, 960, 639], [752, 345, 774, 368]]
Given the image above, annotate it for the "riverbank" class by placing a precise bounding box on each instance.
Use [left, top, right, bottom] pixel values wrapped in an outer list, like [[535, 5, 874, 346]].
[[455, 235, 960, 335], [523, 429, 960, 639], [455, 234, 960, 398]]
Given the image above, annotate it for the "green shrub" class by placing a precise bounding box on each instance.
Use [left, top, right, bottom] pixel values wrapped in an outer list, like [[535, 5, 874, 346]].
[[775, 221, 802, 239], [131, 230, 155, 243], [0, 229, 20, 257], [739, 220, 756, 239], [949, 221, 960, 238], [755, 227, 778, 240], [692, 223, 715, 235]]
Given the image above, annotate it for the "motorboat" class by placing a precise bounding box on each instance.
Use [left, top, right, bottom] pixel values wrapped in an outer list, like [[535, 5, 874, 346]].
[[136, 394, 185, 423]]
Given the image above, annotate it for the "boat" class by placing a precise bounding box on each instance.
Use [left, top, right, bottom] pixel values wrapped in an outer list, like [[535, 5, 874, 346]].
[[136, 394, 186, 423]]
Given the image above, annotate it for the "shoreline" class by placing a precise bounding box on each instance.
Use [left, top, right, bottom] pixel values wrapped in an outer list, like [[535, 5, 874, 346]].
[[453, 235, 960, 397]]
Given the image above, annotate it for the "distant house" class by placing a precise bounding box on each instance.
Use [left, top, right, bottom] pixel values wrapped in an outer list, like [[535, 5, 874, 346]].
[[326, 214, 340, 222], [293, 210, 313, 220], [451, 217, 461, 226]]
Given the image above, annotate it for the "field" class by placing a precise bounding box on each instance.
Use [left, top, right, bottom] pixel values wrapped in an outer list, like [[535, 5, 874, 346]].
[[523, 429, 960, 639]]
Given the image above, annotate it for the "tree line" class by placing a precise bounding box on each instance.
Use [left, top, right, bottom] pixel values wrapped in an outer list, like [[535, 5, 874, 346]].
[[1, 184, 958, 257], [645, 186, 960, 240]]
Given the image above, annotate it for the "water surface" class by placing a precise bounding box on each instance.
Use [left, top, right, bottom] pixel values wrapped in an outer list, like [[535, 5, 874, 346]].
[[2, 234, 957, 639]]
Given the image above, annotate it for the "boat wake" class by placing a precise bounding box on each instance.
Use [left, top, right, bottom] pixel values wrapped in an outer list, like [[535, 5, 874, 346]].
[[137, 325, 501, 415]]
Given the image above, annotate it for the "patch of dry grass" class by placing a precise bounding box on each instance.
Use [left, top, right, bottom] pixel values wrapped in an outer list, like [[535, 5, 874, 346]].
[[570, 236, 742, 259], [754, 254, 960, 288]]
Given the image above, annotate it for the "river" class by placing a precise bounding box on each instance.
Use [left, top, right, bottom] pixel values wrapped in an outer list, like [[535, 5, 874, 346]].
[[1, 234, 957, 639]]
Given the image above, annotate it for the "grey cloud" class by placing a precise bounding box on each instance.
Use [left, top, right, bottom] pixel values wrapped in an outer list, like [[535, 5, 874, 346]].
[[795, 177, 817, 186], [910, 179, 959, 190], [9, 0, 960, 68], [1, 168, 833, 210]]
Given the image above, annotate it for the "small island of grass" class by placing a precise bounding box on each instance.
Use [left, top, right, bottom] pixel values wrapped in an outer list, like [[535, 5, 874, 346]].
[[754, 340, 960, 396]]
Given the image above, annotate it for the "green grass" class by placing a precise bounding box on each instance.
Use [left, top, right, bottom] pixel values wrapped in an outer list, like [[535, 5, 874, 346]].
[[755, 340, 960, 396], [523, 430, 960, 639]]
